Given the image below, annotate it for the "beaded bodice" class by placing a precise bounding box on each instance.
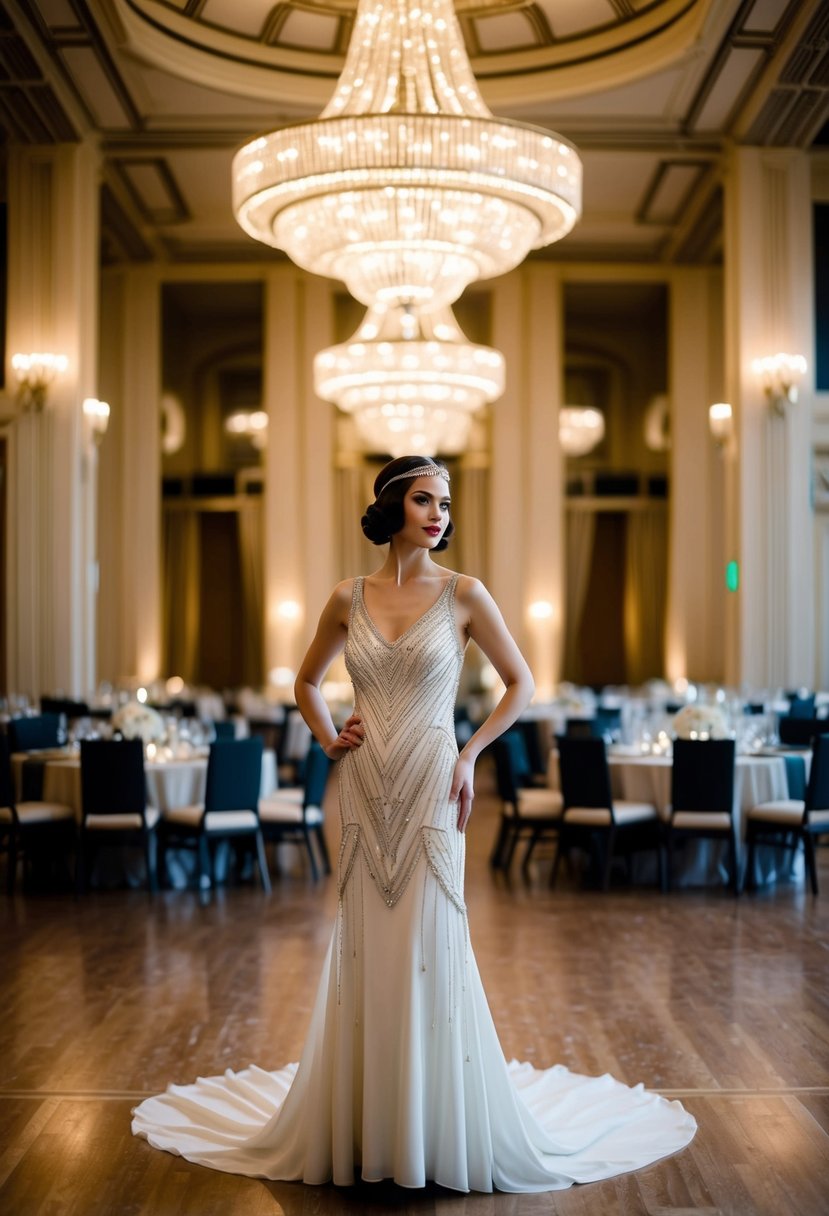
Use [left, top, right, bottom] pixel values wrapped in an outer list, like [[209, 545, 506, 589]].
[[339, 574, 466, 912]]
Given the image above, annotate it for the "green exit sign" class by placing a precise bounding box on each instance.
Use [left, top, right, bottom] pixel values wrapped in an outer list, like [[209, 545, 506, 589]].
[[726, 561, 739, 592]]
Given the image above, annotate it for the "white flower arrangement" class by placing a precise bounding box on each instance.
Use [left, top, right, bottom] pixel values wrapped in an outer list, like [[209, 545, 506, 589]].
[[671, 704, 730, 740], [112, 701, 165, 744]]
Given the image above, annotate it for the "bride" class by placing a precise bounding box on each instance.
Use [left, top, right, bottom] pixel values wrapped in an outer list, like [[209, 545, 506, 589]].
[[132, 454, 696, 1192]]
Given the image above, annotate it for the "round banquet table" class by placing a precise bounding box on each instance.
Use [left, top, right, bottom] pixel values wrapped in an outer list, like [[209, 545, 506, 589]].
[[39, 750, 278, 889], [547, 749, 801, 888]]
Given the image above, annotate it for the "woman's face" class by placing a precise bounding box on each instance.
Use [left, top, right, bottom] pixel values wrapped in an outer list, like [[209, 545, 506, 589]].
[[399, 475, 451, 549]]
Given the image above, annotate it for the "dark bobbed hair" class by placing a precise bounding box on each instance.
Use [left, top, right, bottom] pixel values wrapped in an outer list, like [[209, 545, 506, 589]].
[[361, 455, 455, 551]]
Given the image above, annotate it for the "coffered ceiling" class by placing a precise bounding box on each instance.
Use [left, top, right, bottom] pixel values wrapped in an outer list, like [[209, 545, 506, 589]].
[[2, 0, 828, 266]]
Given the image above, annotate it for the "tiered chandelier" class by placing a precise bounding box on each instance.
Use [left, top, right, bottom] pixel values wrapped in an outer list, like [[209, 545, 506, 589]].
[[232, 0, 582, 452], [314, 303, 504, 457]]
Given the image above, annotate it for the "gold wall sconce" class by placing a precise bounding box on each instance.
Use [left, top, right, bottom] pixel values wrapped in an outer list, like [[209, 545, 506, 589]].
[[708, 402, 733, 450], [82, 397, 110, 444], [751, 353, 806, 416], [11, 352, 68, 412]]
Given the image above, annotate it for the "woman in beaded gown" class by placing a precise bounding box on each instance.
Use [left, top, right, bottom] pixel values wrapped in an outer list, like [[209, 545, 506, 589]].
[[132, 456, 696, 1192]]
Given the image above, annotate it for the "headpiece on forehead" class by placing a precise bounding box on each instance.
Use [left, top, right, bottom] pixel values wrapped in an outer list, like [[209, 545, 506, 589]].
[[377, 463, 450, 493]]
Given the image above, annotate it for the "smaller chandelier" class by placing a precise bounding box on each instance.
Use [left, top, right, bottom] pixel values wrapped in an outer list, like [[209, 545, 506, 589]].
[[315, 304, 504, 457], [752, 352, 806, 416], [12, 352, 68, 412], [559, 407, 605, 457], [224, 409, 268, 449]]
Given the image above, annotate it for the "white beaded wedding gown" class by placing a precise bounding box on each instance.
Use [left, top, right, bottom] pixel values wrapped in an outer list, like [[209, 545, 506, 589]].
[[132, 574, 696, 1192]]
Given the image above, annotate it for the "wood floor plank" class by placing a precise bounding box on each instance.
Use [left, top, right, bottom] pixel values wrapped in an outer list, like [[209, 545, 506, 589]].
[[1, 757, 827, 1214]]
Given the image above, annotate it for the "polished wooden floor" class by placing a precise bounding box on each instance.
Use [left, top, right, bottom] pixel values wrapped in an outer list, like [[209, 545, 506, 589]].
[[1, 758, 827, 1215]]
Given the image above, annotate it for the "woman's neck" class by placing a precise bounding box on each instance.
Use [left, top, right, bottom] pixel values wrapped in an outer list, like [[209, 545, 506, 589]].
[[374, 545, 439, 587]]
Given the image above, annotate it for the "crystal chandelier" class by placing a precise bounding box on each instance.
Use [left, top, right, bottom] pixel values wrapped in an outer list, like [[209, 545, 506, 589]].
[[232, 0, 582, 312], [314, 303, 504, 457]]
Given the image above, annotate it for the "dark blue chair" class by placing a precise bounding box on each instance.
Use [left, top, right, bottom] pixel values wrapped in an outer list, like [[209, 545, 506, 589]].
[[160, 738, 271, 893], [9, 714, 64, 753], [744, 734, 829, 895], [77, 739, 159, 893], [0, 734, 75, 892], [778, 716, 829, 748], [489, 732, 562, 874], [552, 735, 660, 891], [259, 742, 332, 879], [667, 739, 737, 893]]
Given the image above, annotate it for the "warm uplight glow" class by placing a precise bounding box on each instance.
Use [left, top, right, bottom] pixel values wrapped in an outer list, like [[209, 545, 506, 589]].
[[232, 0, 581, 311], [559, 407, 605, 456], [269, 666, 295, 687], [166, 676, 185, 696], [314, 302, 504, 456], [276, 600, 301, 621], [528, 600, 554, 620]]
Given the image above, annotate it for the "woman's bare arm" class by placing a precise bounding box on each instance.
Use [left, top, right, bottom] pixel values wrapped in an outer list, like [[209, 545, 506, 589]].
[[294, 582, 365, 760]]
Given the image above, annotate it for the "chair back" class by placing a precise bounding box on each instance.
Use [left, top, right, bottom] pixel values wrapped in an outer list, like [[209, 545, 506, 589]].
[[805, 734, 829, 818], [0, 734, 17, 811], [779, 715, 829, 747], [788, 693, 816, 719], [204, 737, 263, 814], [80, 739, 146, 819], [41, 697, 89, 721], [511, 720, 546, 775], [211, 720, 236, 741], [565, 718, 595, 738], [491, 732, 532, 804], [303, 742, 332, 811], [9, 714, 64, 752], [555, 735, 614, 812], [670, 738, 735, 815]]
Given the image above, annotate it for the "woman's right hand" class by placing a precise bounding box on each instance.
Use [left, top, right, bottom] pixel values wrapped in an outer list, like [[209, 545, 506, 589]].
[[324, 713, 364, 760]]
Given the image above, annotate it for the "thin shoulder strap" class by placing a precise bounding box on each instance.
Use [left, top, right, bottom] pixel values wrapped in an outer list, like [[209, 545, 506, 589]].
[[348, 576, 364, 629]]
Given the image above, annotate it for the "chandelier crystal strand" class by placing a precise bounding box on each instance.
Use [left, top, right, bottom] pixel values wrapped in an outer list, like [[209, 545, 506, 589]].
[[232, 0, 582, 311], [315, 302, 505, 457]]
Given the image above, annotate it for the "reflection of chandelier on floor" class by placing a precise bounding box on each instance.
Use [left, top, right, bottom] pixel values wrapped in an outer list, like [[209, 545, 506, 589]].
[[314, 303, 505, 457], [232, 0, 582, 453]]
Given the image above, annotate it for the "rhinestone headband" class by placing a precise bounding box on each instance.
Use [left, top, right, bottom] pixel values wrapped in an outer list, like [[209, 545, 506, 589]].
[[378, 464, 450, 492]]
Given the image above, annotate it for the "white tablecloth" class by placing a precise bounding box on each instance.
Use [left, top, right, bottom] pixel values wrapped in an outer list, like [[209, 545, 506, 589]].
[[547, 750, 799, 888]]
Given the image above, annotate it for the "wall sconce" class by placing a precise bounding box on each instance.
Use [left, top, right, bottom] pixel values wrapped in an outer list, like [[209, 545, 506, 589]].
[[558, 407, 605, 457], [528, 600, 554, 620], [708, 402, 733, 450], [11, 352, 68, 412], [751, 353, 806, 416], [83, 397, 111, 444], [276, 600, 301, 621]]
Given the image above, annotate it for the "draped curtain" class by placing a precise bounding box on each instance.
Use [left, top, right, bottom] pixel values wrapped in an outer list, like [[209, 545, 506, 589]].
[[562, 507, 597, 682], [237, 500, 264, 685], [162, 508, 200, 683], [624, 506, 667, 684]]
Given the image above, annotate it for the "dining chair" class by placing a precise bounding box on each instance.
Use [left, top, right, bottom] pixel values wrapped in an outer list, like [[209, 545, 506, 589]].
[[778, 716, 829, 747], [160, 737, 271, 893], [258, 741, 332, 880], [40, 697, 90, 722], [743, 734, 829, 895], [77, 738, 160, 893], [8, 713, 64, 753], [0, 734, 75, 893], [787, 692, 816, 719], [666, 738, 738, 893], [489, 732, 562, 874], [211, 720, 236, 741], [552, 735, 660, 891]]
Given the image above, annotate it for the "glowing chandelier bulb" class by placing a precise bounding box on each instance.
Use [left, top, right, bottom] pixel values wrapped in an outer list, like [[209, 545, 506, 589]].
[[315, 303, 504, 457], [232, 0, 581, 310]]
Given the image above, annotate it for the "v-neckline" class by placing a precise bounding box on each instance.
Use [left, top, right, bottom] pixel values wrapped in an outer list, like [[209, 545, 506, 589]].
[[359, 576, 453, 648]]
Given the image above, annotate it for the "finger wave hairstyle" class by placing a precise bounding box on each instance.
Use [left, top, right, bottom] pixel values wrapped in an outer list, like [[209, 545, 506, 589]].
[[361, 455, 455, 551]]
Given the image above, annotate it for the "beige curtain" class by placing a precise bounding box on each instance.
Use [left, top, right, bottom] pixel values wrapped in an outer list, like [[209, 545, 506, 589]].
[[562, 507, 597, 681], [162, 508, 200, 682], [237, 500, 264, 685], [336, 464, 384, 579], [624, 506, 667, 684]]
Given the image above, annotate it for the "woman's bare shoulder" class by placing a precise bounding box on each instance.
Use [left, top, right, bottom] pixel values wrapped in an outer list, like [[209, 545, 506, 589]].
[[454, 573, 490, 605]]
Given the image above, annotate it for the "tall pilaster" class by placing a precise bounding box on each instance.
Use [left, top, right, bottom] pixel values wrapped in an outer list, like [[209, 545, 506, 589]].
[[262, 268, 336, 677], [5, 142, 100, 698], [723, 147, 814, 690], [491, 267, 565, 696]]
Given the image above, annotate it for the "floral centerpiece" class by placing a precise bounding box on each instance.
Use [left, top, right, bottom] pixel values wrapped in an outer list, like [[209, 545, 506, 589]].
[[112, 701, 165, 744], [671, 704, 730, 740]]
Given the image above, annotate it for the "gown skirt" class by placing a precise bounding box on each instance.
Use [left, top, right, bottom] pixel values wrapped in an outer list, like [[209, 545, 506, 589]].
[[132, 575, 696, 1192]]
